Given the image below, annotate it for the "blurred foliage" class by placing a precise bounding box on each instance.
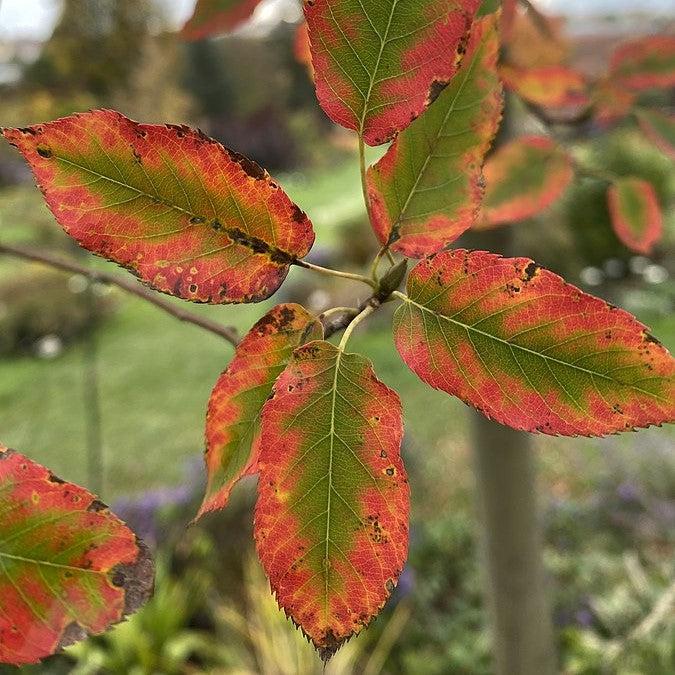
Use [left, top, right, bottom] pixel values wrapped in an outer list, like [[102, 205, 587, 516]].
[[565, 128, 674, 268], [24, 0, 152, 98], [0, 268, 115, 356]]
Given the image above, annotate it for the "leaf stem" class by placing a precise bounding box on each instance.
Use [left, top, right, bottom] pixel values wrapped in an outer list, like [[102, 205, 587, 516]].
[[297, 260, 377, 288], [370, 246, 389, 281], [358, 134, 371, 216], [338, 304, 377, 351], [0, 242, 240, 346], [391, 290, 408, 302]]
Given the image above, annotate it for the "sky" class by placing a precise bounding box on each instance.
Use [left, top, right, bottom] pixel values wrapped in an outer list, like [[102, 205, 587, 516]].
[[0, 0, 673, 40]]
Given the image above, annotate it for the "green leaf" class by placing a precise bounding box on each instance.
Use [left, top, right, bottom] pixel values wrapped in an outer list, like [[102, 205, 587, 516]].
[[304, 0, 480, 145], [477, 135, 573, 228], [393, 250, 675, 436], [607, 177, 663, 255], [636, 109, 675, 161], [0, 445, 153, 666], [367, 13, 502, 257], [2, 110, 314, 304], [198, 304, 323, 519], [255, 341, 409, 659]]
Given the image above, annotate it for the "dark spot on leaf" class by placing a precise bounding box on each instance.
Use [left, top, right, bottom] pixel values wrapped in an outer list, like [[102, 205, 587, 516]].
[[87, 499, 107, 513], [521, 262, 540, 282], [427, 79, 447, 105], [644, 332, 662, 346], [190, 216, 206, 225], [37, 145, 53, 158], [189, 284, 198, 294]]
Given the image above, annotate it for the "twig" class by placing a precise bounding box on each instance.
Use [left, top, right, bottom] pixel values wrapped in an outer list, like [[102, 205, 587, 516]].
[[0, 242, 240, 347], [295, 259, 377, 288]]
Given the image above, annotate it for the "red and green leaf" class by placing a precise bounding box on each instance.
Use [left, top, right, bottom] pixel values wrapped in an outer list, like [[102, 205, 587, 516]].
[[607, 178, 663, 255], [636, 109, 675, 161], [180, 0, 263, 40], [610, 35, 675, 91], [393, 250, 675, 436], [478, 136, 573, 228], [255, 341, 409, 659], [304, 0, 480, 146], [592, 78, 637, 127], [366, 13, 502, 257], [0, 445, 153, 666], [198, 304, 323, 519], [500, 65, 588, 108], [2, 110, 314, 304]]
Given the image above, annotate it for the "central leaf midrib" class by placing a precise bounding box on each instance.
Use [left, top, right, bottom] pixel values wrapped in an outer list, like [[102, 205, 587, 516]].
[[403, 296, 666, 402], [389, 34, 481, 235], [53, 154, 294, 260], [0, 550, 103, 575], [322, 349, 341, 619]]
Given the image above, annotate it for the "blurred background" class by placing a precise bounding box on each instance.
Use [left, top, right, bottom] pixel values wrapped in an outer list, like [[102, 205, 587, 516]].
[[0, 1, 673, 673]]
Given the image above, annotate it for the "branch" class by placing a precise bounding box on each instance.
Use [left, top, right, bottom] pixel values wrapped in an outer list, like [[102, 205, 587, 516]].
[[0, 242, 240, 347]]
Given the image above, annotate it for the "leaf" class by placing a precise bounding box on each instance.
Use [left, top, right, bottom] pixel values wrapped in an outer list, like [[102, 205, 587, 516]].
[[499, 0, 517, 39], [393, 250, 675, 437], [366, 13, 502, 257], [304, 0, 480, 146], [180, 0, 264, 40], [607, 178, 663, 255], [505, 11, 568, 70], [610, 35, 675, 91], [500, 65, 589, 108], [254, 341, 409, 659], [477, 135, 573, 228], [592, 78, 637, 127], [2, 110, 314, 304], [198, 304, 323, 519], [294, 21, 315, 80], [0, 445, 153, 666], [636, 109, 675, 161]]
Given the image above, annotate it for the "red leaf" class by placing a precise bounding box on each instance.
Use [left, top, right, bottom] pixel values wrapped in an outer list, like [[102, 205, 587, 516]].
[[2, 110, 314, 304], [304, 0, 480, 146], [181, 0, 264, 40], [198, 304, 323, 519], [294, 21, 314, 80], [366, 13, 502, 257], [500, 0, 518, 41], [393, 250, 675, 436], [607, 178, 663, 255], [478, 136, 574, 228], [0, 445, 153, 665], [636, 109, 675, 161], [500, 65, 589, 109], [255, 341, 409, 659], [610, 35, 675, 91]]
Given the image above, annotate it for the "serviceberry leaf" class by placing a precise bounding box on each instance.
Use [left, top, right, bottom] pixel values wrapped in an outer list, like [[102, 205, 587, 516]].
[[393, 250, 675, 436], [0, 445, 153, 666], [2, 110, 314, 304]]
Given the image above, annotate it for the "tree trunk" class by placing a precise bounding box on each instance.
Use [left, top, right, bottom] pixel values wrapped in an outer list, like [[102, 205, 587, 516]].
[[471, 414, 556, 675]]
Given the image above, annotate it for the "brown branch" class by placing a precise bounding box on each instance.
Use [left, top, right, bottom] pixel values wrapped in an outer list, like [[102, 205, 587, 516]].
[[0, 242, 240, 347]]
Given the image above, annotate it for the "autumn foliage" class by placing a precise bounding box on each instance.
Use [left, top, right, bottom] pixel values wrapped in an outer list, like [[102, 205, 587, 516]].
[[1, 0, 674, 664]]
